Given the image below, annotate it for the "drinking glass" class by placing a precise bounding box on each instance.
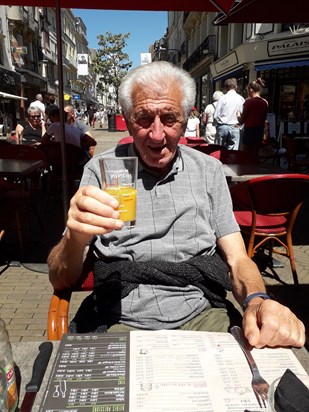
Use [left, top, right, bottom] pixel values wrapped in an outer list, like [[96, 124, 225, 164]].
[[0, 367, 8, 412], [99, 156, 138, 228]]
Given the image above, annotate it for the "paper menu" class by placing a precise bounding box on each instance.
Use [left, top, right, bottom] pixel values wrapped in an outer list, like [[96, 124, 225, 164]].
[[39, 331, 308, 412], [129, 330, 308, 412], [39, 333, 129, 411]]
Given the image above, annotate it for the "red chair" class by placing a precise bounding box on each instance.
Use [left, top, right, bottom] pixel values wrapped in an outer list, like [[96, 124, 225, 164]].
[[47, 255, 95, 340], [179, 137, 207, 146], [0, 144, 48, 230], [193, 144, 227, 159], [117, 136, 133, 145], [230, 174, 309, 284], [284, 135, 309, 172], [0, 177, 28, 251]]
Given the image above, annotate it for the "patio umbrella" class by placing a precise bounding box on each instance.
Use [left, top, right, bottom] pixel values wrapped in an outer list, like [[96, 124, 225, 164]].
[[2, 0, 228, 220], [214, 0, 307, 24]]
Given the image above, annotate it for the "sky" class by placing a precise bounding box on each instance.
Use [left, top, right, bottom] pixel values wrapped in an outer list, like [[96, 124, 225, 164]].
[[73, 9, 168, 69]]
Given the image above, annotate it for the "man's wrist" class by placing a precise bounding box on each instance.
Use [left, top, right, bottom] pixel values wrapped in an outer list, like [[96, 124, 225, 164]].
[[242, 292, 271, 311]]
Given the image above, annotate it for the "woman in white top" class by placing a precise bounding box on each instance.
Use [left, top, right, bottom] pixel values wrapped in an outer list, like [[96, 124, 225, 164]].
[[184, 107, 200, 137], [202, 91, 223, 143]]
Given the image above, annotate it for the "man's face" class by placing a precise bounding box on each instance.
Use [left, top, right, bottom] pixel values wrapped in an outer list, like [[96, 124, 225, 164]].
[[126, 82, 186, 174], [64, 108, 75, 123]]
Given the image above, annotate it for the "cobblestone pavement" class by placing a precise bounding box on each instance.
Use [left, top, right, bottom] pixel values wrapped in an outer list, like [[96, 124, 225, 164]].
[[0, 126, 308, 347]]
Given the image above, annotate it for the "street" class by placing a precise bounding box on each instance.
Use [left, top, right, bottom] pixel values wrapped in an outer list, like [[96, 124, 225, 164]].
[[89, 123, 129, 154]]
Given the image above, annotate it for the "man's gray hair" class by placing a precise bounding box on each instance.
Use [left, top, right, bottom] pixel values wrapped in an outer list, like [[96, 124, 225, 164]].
[[36, 93, 43, 101], [224, 78, 238, 91], [119, 61, 196, 121]]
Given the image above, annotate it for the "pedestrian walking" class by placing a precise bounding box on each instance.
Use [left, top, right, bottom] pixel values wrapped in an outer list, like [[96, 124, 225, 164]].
[[184, 107, 200, 138], [202, 91, 223, 143], [238, 78, 268, 155], [214, 78, 245, 150]]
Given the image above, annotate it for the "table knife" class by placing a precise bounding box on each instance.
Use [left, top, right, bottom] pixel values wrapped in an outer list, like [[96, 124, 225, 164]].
[[20, 341, 53, 412]]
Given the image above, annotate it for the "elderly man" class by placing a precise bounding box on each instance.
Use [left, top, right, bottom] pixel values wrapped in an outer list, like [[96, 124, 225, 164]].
[[48, 61, 305, 349], [64, 104, 93, 138]]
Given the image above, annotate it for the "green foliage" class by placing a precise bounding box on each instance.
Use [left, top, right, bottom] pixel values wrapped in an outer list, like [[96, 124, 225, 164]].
[[92, 32, 133, 107]]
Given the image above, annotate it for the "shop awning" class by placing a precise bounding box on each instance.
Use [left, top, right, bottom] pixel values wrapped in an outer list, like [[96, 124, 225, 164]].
[[0, 92, 27, 101], [255, 59, 309, 71], [213, 65, 244, 82]]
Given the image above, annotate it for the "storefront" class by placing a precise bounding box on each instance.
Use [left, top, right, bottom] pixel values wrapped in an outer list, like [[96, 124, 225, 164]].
[[210, 34, 309, 136], [18, 69, 47, 118], [0, 68, 26, 133], [254, 35, 309, 123], [210, 50, 249, 95]]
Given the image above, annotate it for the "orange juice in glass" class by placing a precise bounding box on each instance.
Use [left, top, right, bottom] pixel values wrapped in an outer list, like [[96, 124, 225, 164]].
[[100, 157, 138, 228]]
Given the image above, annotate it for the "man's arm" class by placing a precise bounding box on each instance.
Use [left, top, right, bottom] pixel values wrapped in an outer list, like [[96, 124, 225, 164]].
[[217, 232, 305, 348], [48, 185, 124, 290]]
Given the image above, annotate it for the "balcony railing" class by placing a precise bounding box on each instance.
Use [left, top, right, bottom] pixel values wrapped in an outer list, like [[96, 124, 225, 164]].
[[183, 35, 216, 72]]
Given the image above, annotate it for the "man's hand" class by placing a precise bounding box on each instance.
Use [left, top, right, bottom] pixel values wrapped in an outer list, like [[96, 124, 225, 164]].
[[242, 299, 305, 348], [67, 185, 124, 244]]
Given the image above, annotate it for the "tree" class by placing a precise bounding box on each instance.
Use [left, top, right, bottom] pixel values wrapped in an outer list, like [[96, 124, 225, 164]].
[[92, 32, 132, 110]]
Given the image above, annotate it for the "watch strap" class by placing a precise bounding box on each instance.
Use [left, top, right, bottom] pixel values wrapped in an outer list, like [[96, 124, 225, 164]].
[[242, 292, 271, 311]]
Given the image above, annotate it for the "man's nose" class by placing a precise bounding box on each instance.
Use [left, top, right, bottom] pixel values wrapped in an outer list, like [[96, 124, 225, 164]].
[[150, 116, 165, 141]]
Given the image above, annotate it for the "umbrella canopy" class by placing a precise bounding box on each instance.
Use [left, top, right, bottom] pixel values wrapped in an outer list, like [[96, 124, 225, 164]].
[[2, 0, 221, 11], [215, 0, 308, 24]]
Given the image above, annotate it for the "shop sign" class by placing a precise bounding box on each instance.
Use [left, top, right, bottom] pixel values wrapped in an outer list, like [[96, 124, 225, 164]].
[[267, 35, 309, 57], [214, 51, 239, 75], [0, 68, 20, 92], [11, 46, 27, 54]]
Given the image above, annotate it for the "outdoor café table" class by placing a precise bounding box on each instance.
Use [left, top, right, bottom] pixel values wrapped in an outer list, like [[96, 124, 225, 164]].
[[11, 339, 309, 412], [0, 158, 44, 179], [12, 340, 59, 412], [223, 163, 293, 183]]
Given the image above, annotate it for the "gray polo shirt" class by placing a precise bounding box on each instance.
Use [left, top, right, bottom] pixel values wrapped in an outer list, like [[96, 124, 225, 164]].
[[80, 143, 239, 329]]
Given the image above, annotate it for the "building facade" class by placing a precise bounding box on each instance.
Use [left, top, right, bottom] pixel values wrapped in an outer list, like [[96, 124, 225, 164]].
[[0, 5, 97, 130], [163, 13, 309, 137]]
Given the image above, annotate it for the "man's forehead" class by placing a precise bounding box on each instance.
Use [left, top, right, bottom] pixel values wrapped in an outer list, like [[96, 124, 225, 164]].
[[132, 82, 184, 111]]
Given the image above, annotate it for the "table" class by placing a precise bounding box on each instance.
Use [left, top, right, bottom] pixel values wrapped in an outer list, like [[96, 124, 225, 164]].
[[223, 163, 292, 182], [0, 159, 44, 179], [292, 136, 309, 141], [11, 338, 309, 411], [12, 341, 59, 412]]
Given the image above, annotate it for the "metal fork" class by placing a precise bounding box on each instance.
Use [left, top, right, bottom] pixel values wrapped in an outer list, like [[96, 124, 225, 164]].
[[230, 326, 269, 409]]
